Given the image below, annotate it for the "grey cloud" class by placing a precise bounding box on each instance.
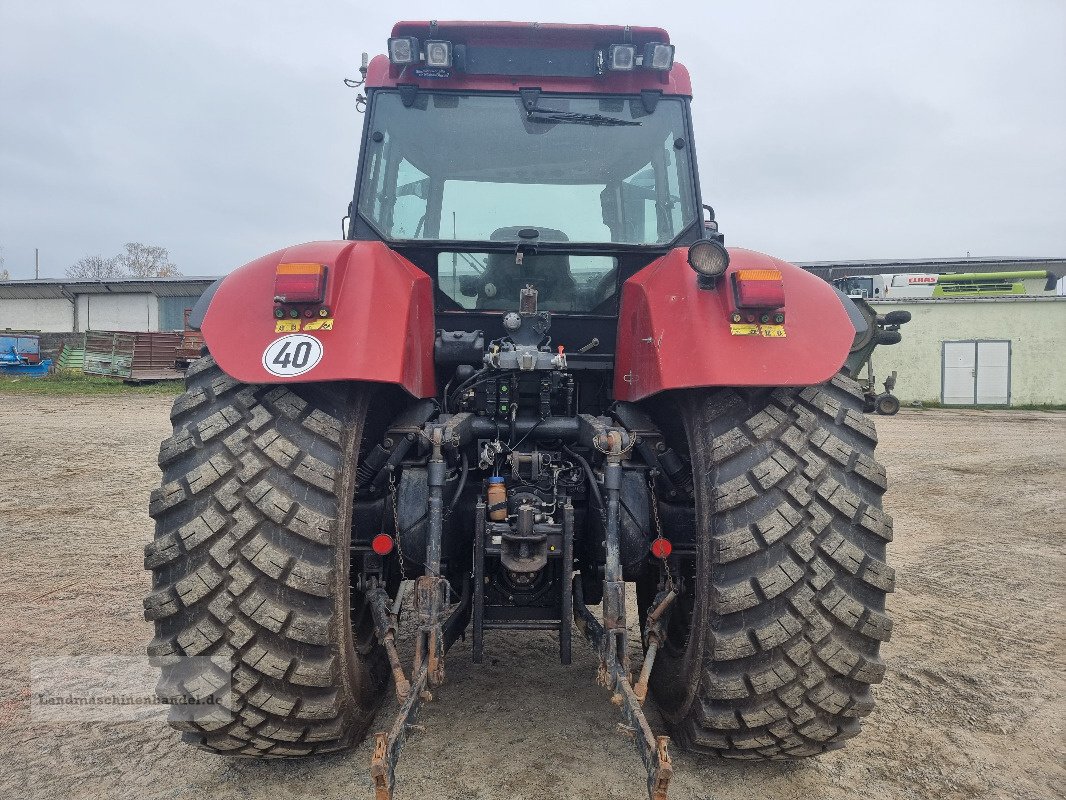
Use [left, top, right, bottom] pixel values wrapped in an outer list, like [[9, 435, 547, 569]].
[[1, 0, 1063, 277]]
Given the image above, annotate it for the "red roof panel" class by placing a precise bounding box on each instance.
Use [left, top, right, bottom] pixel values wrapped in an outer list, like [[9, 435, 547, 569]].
[[366, 20, 692, 95]]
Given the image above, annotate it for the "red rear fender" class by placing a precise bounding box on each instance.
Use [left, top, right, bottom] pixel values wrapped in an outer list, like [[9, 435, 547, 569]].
[[615, 247, 854, 401], [201, 241, 436, 397]]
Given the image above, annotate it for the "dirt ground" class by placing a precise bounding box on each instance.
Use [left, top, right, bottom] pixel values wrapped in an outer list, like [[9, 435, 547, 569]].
[[0, 394, 1063, 800]]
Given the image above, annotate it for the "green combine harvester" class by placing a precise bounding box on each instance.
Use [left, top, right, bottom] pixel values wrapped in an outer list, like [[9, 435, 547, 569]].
[[932, 270, 1058, 297], [832, 269, 1059, 300]]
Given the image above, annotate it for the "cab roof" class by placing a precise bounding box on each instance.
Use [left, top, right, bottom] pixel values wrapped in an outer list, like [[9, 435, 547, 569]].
[[365, 20, 692, 96]]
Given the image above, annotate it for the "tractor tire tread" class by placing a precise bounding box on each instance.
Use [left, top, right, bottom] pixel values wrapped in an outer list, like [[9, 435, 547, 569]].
[[659, 373, 892, 760], [145, 354, 387, 757]]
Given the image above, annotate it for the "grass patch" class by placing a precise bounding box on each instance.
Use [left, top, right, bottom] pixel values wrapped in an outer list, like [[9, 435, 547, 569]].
[[0, 370, 184, 396]]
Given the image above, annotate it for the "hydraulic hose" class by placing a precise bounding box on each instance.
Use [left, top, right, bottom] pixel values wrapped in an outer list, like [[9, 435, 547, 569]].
[[446, 453, 469, 517], [563, 444, 605, 513]]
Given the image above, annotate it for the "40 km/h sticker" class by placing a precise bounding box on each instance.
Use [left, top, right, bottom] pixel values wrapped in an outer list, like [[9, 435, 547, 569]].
[[262, 334, 323, 377]]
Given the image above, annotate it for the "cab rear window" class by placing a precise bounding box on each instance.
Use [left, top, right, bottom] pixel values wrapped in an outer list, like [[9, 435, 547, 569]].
[[436, 252, 617, 313]]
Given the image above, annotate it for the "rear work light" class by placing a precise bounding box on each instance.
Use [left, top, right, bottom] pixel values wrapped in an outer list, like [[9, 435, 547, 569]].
[[607, 44, 636, 71], [689, 240, 730, 285], [274, 263, 327, 304], [388, 36, 419, 65], [733, 269, 786, 309], [643, 43, 675, 71], [424, 39, 453, 67]]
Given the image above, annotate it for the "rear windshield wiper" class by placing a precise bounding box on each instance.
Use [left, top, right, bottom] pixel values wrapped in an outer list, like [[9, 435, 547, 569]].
[[526, 108, 641, 126]]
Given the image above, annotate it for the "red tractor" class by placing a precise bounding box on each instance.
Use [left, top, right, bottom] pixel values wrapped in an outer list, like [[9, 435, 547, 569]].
[[146, 21, 893, 800]]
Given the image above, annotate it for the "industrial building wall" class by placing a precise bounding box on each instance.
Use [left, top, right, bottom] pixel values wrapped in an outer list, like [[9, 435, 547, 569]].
[[0, 298, 75, 332], [870, 298, 1066, 405], [75, 293, 157, 332], [158, 295, 203, 330]]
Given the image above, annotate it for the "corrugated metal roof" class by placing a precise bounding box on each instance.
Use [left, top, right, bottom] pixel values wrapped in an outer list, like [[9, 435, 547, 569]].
[[870, 295, 1066, 304], [798, 257, 1066, 280], [0, 277, 218, 300]]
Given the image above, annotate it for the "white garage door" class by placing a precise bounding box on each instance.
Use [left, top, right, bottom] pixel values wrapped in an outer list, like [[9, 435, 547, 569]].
[[942, 342, 976, 405], [942, 341, 1011, 405], [975, 341, 1011, 404]]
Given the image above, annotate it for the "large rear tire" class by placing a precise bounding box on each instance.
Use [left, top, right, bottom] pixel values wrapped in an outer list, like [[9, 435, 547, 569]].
[[644, 373, 893, 758], [145, 355, 388, 755]]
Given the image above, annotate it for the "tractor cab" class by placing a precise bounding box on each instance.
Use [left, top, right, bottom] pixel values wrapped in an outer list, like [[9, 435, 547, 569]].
[[347, 22, 705, 329]]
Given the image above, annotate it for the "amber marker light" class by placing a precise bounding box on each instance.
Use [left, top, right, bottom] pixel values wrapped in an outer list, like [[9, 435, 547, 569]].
[[273, 263, 327, 305], [733, 268, 785, 309]]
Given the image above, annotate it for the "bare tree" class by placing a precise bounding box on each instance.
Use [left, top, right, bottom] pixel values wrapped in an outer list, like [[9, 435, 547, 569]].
[[0, 246, 7, 280], [66, 243, 182, 279], [67, 255, 124, 280], [115, 242, 181, 277]]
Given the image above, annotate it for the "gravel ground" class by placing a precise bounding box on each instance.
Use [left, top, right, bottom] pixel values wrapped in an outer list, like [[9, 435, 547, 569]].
[[0, 395, 1063, 800]]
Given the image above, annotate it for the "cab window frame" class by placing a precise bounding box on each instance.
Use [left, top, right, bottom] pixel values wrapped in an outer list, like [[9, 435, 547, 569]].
[[349, 88, 705, 252]]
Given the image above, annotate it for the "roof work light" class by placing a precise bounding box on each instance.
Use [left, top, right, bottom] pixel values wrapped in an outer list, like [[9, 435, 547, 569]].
[[387, 36, 419, 65], [424, 40, 453, 67], [607, 44, 636, 71], [643, 42, 675, 71]]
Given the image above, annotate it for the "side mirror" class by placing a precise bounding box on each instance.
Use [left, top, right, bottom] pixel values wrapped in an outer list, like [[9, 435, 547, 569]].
[[458, 276, 481, 297], [341, 201, 354, 239], [702, 204, 718, 232]]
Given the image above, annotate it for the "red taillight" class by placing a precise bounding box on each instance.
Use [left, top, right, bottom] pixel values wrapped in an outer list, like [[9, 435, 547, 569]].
[[274, 263, 326, 304], [650, 537, 672, 559], [371, 533, 394, 556], [734, 268, 785, 309]]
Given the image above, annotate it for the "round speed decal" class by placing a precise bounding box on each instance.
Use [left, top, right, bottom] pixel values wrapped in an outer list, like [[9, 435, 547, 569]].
[[262, 334, 323, 377]]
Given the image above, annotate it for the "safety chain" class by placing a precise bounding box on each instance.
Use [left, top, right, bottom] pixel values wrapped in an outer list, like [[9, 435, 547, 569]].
[[648, 477, 675, 593], [388, 470, 408, 582]]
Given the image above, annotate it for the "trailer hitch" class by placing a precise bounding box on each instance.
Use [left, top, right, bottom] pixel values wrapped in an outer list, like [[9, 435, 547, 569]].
[[574, 577, 673, 800], [368, 583, 411, 702], [572, 427, 674, 800], [368, 424, 472, 800], [369, 426, 447, 800], [633, 588, 676, 705], [370, 664, 429, 800]]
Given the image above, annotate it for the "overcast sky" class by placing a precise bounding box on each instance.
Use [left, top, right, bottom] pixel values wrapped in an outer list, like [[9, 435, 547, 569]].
[[1, 1, 1063, 279]]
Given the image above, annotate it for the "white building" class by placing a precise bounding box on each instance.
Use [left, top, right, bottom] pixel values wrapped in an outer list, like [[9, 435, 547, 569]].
[[0, 277, 216, 332], [802, 257, 1066, 407], [866, 296, 1065, 406]]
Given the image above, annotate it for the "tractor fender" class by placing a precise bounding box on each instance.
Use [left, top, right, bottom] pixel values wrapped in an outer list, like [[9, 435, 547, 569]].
[[614, 247, 854, 401], [199, 240, 436, 397]]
